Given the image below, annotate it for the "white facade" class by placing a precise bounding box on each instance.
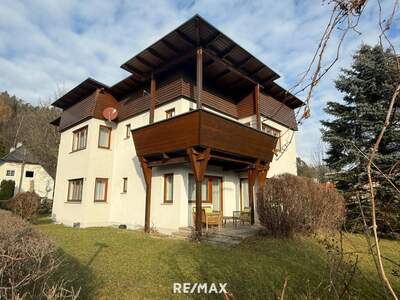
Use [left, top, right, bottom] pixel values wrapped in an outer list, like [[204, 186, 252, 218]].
[[52, 98, 297, 233], [0, 161, 54, 199]]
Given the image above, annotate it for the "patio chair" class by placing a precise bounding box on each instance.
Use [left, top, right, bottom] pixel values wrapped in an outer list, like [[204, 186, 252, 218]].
[[233, 208, 251, 225], [192, 207, 223, 230]]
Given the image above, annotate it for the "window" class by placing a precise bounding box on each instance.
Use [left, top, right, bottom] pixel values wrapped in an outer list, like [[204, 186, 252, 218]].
[[188, 174, 211, 203], [165, 108, 175, 119], [94, 178, 108, 202], [25, 171, 34, 178], [72, 126, 88, 151], [6, 170, 15, 176], [262, 123, 281, 151], [67, 179, 83, 202], [122, 177, 128, 193], [98, 125, 111, 149], [163, 174, 174, 203], [125, 124, 131, 138]]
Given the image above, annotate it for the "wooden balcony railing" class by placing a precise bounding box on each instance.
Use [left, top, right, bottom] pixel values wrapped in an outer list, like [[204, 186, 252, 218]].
[[131, 109, 277, 163]]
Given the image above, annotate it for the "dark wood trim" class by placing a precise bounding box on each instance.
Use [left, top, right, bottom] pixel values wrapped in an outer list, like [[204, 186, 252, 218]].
[[98, 125, 112, 149], [94, 177, 108, 202], [257, 162, 270, 190], [71, 125, 88, 152], [163, 173, 174, 203], [67, 178, 83, 202], [148, 156, 187, 167], [149, 75, 156, 124], [165, 108, 175, 119], [255, 84, 261, 130], [187, 147, 211, 237], [247, 166, 257, 225], [122, 177, 128, 193], [240, 178, 249, 210], [196, 47, 203, 109], [139, 157, 152, 233]]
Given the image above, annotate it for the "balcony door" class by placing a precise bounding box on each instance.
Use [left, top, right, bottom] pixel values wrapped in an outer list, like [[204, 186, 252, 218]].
[[240, 178, 249, 210]]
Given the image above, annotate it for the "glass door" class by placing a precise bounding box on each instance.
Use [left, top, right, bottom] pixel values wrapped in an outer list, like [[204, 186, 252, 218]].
[[211, 177, 222, 213], [240, 178, 249, 210]]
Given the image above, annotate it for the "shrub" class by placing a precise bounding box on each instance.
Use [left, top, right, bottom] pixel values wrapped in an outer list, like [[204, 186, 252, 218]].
[[0, 180, 15, 209], [0, 214, 79, 299], [257, 174, 345, 237], [8, 192, 41, 220]]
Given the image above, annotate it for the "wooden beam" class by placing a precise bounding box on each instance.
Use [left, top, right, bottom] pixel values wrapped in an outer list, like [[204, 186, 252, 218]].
[[196, 48, 203, 109], [187, 147, 211, 238], [254, 84, 261, 130], [139, 157, 152, 233], [235, 56, 252, 68], [149, 75, 156, 124], [147, 48, 167, 61], [247, 166, 257, 225], [210, 154, 254, 165], [213, 69, 230, 80], [204, 32, 221, 47], [257, 162, 270, 190], [147, 156, 188, 167], [160, 39, 180, 54], [136, 56, 156, 69], [176, 29, 197, 45], [203, 49, 257, 85]]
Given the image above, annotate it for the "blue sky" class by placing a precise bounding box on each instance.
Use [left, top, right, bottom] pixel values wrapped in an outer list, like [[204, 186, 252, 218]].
[[0, 0, 399, 163]]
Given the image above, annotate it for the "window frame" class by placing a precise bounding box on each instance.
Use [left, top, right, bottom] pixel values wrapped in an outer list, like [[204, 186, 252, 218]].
[[25, 171, 34, 178], [122, 177, 128, 193], [94, 178, 108, 202], [163, 173, 174, 203], [188, 174, 223, 204], [165, 108, 175, 119], [67, 178, 84, 202], [98, 125, 112, 149], [72, 125, 88, 152], [125, 124, 131, 139], [6, 170, 15, 176], [262, 123, 281, 151]]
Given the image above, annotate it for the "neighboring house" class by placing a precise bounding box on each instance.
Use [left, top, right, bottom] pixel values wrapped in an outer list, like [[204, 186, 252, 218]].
[[0, 144, 54, 199], [50, 15, 304, 234]]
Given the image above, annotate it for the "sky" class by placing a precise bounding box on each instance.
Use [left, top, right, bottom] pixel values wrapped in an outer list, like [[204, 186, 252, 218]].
[[0, 0, 399, 163]]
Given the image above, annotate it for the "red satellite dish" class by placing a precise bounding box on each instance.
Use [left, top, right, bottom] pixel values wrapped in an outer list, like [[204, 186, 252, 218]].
[[102, 107, 118, 121]]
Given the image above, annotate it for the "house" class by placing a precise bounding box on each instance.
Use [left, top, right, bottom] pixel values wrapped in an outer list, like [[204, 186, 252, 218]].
[[50, 15, 304, 235], [0, 144, 54, 199]]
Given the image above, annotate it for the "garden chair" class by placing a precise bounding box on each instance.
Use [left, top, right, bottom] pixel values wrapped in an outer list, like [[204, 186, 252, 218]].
[[192, 206, 223, 230]]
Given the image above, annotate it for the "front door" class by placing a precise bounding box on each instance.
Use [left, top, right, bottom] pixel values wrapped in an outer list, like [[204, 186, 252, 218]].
[[240, 178, 249, 210]]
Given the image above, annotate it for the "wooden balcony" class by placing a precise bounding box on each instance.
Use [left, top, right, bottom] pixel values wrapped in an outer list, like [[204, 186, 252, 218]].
[[131, 109, 277, 165]]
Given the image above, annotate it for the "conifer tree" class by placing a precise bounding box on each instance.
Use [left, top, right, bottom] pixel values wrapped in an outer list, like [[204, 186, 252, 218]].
[[321, 45, 400, 236]]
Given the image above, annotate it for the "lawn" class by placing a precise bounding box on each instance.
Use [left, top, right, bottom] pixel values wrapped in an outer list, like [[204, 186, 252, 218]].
[[36, 222, 400, 299]]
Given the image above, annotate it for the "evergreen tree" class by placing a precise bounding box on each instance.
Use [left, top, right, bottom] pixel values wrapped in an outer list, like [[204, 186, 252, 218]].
[[321, 45, 400, 236]]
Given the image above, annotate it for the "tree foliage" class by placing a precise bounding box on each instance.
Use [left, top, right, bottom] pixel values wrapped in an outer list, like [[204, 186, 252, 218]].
[[0, 91, 61, 176], [321, 44, 400, 236]]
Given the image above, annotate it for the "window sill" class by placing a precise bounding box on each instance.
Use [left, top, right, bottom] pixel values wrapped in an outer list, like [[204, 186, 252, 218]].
[[123, 137, 130, 140], [161, 202, 173, 205], [94, 201, 107, 204], [98, 147, 111, 150], [69, 148, 86, 154], [65, 201, 82, 204], [120, 192, 127, 194]]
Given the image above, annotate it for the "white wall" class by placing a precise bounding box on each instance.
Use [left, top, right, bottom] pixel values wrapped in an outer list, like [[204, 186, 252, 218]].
[[0, 162, 54, 198], [52, 97, 298, 232]]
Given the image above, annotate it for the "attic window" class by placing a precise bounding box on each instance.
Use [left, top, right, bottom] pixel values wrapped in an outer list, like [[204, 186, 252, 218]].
[[25, 171, 34, 178]]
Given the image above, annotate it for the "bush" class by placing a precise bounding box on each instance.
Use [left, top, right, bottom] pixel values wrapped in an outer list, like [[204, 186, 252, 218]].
[[8, 192, 41, 220], [0, 180, 15, 209], [257, 174, 345, 237], [0, 214, 79, 299]]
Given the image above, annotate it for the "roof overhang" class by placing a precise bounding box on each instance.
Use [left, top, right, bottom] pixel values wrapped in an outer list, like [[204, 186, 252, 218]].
[[52, 78, 108, 109]]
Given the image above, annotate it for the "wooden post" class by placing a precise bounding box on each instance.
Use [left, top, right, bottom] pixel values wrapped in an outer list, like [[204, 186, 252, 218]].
[[196, 48, 203, 109], [187, 147, 210, 238], [248, 166, 257, 225], [257, 162, 270, 191], [254, 84, 261, 130], [139, 157, 152, 233], [149, 74, 156, 124]]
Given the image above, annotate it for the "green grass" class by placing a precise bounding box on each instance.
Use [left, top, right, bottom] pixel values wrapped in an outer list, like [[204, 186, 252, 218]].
[[36, 223, 400, 299]]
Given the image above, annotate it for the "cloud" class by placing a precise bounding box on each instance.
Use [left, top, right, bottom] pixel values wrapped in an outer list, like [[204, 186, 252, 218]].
[[0, 0, 398, 163]]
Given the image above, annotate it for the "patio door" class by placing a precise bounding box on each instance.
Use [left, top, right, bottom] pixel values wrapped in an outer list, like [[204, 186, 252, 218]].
[[240, 178, 249, 210], [188, 175, 223, 213], [211, 177, 222, 213]]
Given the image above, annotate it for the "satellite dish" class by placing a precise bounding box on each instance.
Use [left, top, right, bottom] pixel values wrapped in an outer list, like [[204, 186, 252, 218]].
[[102, 107, 118, 121]]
